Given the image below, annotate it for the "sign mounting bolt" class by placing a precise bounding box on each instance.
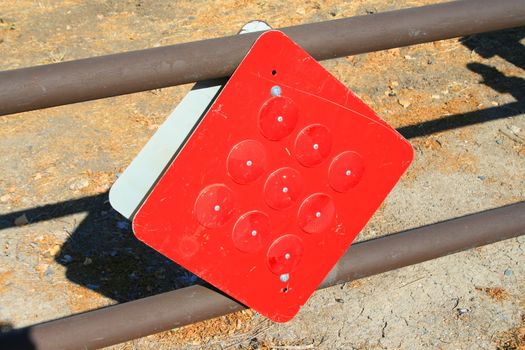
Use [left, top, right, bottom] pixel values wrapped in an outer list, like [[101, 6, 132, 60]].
[[280, 273, 289, 282]]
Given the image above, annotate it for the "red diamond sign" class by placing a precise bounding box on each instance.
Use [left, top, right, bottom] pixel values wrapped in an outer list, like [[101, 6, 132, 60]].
[[133, 30, 413, 322]]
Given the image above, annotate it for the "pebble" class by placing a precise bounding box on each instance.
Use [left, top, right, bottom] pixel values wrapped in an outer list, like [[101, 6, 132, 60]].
[[0, 194, 10, 203], [398, 99, 411, 108], [83, 257, 93, 266], [48, 244, 61, 256], [116, 220, 130, 230], [504, 269, 513, 277], [14, 214, 29, 226], [147, 124, 159, 130], [495, 139, 503, 145], [69, 178, 89, 191], [61, 254, 74, 264], [477, 175, 486, 181], [296, 7, 306, 15], [457, 308, 470, 316]]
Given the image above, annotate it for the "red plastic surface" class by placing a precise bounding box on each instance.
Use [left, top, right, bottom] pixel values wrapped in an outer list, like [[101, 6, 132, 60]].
[[133, 30, 413, 322]]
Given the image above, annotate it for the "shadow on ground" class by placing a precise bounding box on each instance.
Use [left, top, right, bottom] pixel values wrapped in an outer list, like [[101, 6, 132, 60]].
[[398, 27, 524, 138], [54, 194, 201, 302], [0, 193, 201, 303], [0, 27, 523, 305]]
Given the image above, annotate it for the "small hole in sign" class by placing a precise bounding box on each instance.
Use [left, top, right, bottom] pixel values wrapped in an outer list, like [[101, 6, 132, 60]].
[[271, 69, 277, 76], [281, 287, 288, 293]]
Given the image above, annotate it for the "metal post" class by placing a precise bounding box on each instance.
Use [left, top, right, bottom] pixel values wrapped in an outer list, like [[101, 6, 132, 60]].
[[0, 0, 524, 116], [1, 202, 524, 350]]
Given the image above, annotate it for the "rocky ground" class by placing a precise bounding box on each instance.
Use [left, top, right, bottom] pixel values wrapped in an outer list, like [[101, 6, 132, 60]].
[[0, 0, 524, 349]]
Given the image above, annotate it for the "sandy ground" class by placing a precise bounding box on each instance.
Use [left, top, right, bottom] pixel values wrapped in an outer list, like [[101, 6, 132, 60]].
[[0, 0, 524, 349]]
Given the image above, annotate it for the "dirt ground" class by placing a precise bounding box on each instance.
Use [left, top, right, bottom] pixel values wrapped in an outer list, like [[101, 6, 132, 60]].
[[0, 0, 524, 349]]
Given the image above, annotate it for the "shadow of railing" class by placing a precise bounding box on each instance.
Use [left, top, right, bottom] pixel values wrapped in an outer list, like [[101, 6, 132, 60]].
[[400, 27, 524, 138], [1, 193, 201, 303]]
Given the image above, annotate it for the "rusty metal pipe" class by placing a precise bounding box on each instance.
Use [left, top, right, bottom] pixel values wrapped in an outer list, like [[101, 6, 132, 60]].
[[1, 202, 524, 349], [1, 0, 525, 116]]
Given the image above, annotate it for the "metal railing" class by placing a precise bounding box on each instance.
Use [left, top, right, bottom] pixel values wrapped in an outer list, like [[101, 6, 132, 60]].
[[0, 0, 524, 349]]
